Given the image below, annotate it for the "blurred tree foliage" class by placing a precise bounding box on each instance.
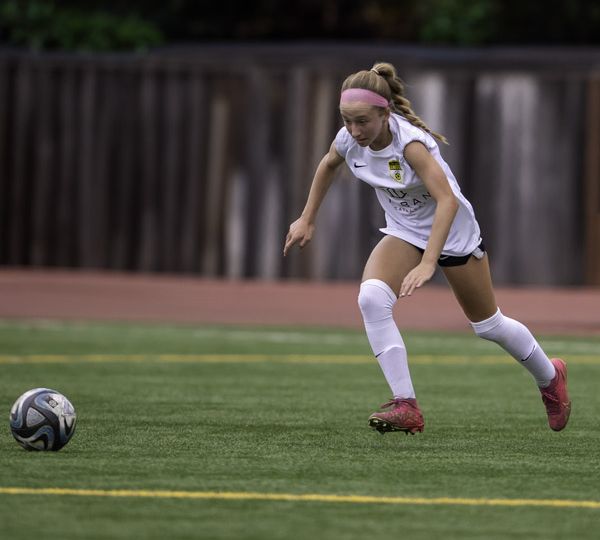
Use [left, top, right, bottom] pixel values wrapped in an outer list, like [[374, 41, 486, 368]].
[[1, 0, 600, 51], [0, 1, 163, 51]]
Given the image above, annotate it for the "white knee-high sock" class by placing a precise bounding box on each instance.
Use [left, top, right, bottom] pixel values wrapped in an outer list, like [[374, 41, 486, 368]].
[[358, 279, 415, 399], [470, 308, 556, 387]]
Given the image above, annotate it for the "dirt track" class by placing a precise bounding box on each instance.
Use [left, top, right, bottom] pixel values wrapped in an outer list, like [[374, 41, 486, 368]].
[[1, 269, 599, 336]]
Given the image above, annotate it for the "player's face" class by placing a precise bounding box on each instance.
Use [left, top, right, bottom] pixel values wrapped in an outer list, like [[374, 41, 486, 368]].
[[340, 104, 390, 149]]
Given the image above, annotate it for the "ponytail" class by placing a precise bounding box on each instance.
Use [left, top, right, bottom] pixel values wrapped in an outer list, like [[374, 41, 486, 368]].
[[341, 62, 448, 145]]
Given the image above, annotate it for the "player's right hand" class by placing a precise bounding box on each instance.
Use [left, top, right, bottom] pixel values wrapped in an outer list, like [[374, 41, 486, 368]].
[[283, 217, 315, 256]]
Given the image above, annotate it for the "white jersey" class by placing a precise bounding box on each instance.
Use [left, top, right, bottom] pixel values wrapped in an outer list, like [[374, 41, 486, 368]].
[[334, 113, 481, 257]]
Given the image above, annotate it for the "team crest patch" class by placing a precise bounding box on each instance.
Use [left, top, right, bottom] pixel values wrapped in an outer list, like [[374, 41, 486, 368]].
[[388, 160, 404, 183]]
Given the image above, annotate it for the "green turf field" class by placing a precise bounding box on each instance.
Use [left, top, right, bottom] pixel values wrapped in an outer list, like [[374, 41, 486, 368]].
[[1, 320, 599, 539]]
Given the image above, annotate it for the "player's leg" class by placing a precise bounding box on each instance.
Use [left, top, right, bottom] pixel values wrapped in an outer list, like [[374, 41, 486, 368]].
[[439, 251, 498, 322], [441, 253, 554, 383], [442, 254, 570, 431], [362, 234, 424, 294], [359, 236, 424, 434]]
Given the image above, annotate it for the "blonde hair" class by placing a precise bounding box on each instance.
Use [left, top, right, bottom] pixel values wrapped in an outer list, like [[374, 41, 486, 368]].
[[341, 62, 448, 145]]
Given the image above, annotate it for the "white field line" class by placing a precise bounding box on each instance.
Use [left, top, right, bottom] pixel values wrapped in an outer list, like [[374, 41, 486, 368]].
[[1, 354, 600, 365], [0, 487, 599, 509], [1, 321, 599, 352]]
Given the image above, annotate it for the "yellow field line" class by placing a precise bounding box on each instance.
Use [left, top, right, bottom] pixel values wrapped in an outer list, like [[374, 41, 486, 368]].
[[0, 487, 598, 509], [0, 354, 599, 365]]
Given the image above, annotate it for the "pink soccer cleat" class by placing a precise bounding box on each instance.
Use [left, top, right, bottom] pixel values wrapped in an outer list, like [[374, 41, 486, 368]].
[[539, 358, 571, 431], [368, 398, 424, 435]]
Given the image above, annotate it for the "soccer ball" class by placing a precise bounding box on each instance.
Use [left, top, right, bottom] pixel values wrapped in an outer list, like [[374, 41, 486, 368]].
[[9, 388, 77, 451]]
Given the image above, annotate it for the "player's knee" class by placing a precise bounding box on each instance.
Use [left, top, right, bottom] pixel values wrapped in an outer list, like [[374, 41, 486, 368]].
[[358, 279, 397, 323], [470, 308, 505, 342]]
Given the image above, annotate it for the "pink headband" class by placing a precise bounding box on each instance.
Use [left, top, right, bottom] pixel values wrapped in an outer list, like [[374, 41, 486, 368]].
[[340, 88, 390, 108]]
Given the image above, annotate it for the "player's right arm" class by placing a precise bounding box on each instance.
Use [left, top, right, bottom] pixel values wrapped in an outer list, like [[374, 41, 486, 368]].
[[283, 141, 345, 256]]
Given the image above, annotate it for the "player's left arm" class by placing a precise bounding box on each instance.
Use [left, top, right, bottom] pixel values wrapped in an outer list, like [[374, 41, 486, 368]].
[[400, 140, 459, 297]]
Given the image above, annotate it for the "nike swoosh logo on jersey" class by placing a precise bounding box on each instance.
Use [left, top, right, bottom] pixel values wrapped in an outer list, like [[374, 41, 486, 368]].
[[353, 162, 367, 168], [439, 255, 450, 260]]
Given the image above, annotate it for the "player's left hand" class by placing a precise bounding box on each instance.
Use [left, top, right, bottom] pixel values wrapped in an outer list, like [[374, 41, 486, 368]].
[[400, 262, 436, 297]]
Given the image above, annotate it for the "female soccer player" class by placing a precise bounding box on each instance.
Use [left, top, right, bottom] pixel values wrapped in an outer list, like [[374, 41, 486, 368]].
[[283, 62, 570, 435]]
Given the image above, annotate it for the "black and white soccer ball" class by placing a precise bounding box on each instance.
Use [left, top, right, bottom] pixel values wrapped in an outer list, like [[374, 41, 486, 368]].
[[9, 388, 77, 451]]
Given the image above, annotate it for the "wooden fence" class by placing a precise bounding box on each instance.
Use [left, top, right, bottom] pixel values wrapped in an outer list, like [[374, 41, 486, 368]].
[[1, 45, 599, 284]]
